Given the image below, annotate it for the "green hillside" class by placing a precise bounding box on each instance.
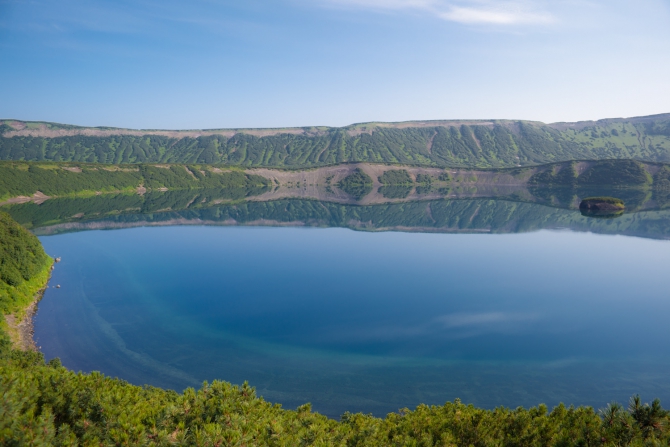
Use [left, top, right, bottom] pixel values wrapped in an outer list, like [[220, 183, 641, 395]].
[[2, 113, 670, 168], [0, 212, 52, 349], [2, 159, 668, 204], [0, 162, 270, 202]]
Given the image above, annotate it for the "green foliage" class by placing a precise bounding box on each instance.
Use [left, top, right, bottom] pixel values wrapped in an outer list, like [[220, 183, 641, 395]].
[[378, 169, 413, 185], [653, 166, 670, 190], [2, 353, 670, 446], [377, 169, 416, 197], [416, 174, 433, 184], [337, 169, 373, 199], [2, 188, 267, 231], [0, 162, 270, 201], [438, 172, 451, 181], [0, 212, 51, 318], [0, 213, 48, 287], [379, 185, 413, 199], [528, 160, 653, 188], [578, 160, 651, 186], [528, 162, 577, 187], [3, 114, 670, 168], [0, 124, 14, 135]]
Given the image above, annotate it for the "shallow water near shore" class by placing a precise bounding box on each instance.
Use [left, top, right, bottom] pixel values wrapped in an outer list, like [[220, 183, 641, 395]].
[[35, 224, 670, 417]]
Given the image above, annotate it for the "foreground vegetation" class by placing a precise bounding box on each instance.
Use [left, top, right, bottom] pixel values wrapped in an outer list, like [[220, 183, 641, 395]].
[[4, 354, 670, 447], [3, 212, 670, 445], [2, 114, 670, 168], [0, 212, 52, 343]]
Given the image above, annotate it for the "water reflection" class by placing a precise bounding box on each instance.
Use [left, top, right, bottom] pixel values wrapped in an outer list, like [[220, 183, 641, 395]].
[[1, 186, 669, 239], [7, 184, 669, 417]]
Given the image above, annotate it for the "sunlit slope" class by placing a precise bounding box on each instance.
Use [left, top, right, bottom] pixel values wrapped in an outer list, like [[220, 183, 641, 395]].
[[2, 113, 669, 168], [0, 212, 51, 349], [0, 162, 271, 202], [2, 159, 669, 204]]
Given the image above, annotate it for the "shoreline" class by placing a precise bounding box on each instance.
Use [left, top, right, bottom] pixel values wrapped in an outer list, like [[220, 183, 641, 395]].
[[4, 268, 52, 352]]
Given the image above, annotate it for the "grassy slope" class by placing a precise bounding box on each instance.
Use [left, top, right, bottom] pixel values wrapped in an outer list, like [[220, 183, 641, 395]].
[[2, 159, 668, 203], [0, 212, 52, 348], [0, 162, 271, 202], [2, 114, 670, 168]]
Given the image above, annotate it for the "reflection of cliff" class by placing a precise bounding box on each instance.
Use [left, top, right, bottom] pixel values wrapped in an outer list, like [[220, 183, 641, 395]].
[[9, 194, 670, 240], [4, 160, 670, 211], [4, 188, 268, 230]]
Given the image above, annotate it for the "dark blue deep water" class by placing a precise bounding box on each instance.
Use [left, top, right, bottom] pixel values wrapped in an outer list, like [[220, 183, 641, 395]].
[[35, 226, 670, 417]]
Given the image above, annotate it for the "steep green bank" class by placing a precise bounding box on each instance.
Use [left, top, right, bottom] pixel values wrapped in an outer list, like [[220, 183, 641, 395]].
[[0, 162, 270, 202], [0, 212, 52, 349], [2, 113, 670, 168]]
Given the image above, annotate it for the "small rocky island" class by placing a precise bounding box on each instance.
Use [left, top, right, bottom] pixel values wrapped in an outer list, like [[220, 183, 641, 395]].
[[579, 196, 625, 211], [579, 196, 625, 217]]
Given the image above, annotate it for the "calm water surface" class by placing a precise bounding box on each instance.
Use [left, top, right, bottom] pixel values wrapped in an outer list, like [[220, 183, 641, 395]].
[[35, 225, 670, 417]]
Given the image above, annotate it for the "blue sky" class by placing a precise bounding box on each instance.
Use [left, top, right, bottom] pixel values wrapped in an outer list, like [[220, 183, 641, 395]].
[[1, 0, 669, 129]]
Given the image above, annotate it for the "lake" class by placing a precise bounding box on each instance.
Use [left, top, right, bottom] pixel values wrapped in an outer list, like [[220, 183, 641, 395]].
[[24, 194, 670, 418]]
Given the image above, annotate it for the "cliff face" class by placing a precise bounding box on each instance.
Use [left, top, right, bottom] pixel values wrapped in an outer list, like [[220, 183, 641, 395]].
[[2, 113, 670, 168]]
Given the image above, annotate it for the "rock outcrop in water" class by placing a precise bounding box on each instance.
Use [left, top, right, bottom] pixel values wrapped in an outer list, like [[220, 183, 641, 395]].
[[580, 196, 625, 218], [579, 196, 625, 211]]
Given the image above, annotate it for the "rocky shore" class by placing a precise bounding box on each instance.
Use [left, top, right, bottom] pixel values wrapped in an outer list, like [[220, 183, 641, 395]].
[[4, 272, 51, 351]]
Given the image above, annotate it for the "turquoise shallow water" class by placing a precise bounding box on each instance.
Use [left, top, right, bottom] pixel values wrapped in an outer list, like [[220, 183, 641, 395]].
[[35, 225, 670, 417]]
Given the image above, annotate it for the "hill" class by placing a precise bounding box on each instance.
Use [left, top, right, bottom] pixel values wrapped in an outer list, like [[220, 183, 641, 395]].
[[1, 113, 670, 168], [0, 162, 271, 203], [2, 159, 668, 206]]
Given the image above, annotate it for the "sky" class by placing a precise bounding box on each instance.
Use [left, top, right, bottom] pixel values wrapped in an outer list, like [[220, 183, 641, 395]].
[[0, 0, 669, 129]]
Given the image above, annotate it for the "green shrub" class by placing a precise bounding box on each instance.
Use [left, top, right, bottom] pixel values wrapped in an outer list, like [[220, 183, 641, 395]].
[[337, 169, 373, 200], [378, 169, 412, 185]]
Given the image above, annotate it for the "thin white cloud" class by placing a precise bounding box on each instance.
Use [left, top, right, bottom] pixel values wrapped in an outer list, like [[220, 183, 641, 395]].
[[439, 5, 552, 24], [326, 0, 436, 9], [319, 0, 554, 25]]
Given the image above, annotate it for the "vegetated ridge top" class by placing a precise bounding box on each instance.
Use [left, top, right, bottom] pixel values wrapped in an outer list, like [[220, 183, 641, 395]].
[[2, 113, 669, 137], [1, 113, 670, 169]]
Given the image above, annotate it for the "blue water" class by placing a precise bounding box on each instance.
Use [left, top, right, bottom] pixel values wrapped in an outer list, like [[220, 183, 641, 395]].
[[35, 226, 670, 417]]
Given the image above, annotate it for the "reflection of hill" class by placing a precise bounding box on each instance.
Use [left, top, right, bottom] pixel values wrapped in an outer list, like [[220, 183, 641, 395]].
[[4, 188, 268, 230], [5, 191, 669, 240]]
